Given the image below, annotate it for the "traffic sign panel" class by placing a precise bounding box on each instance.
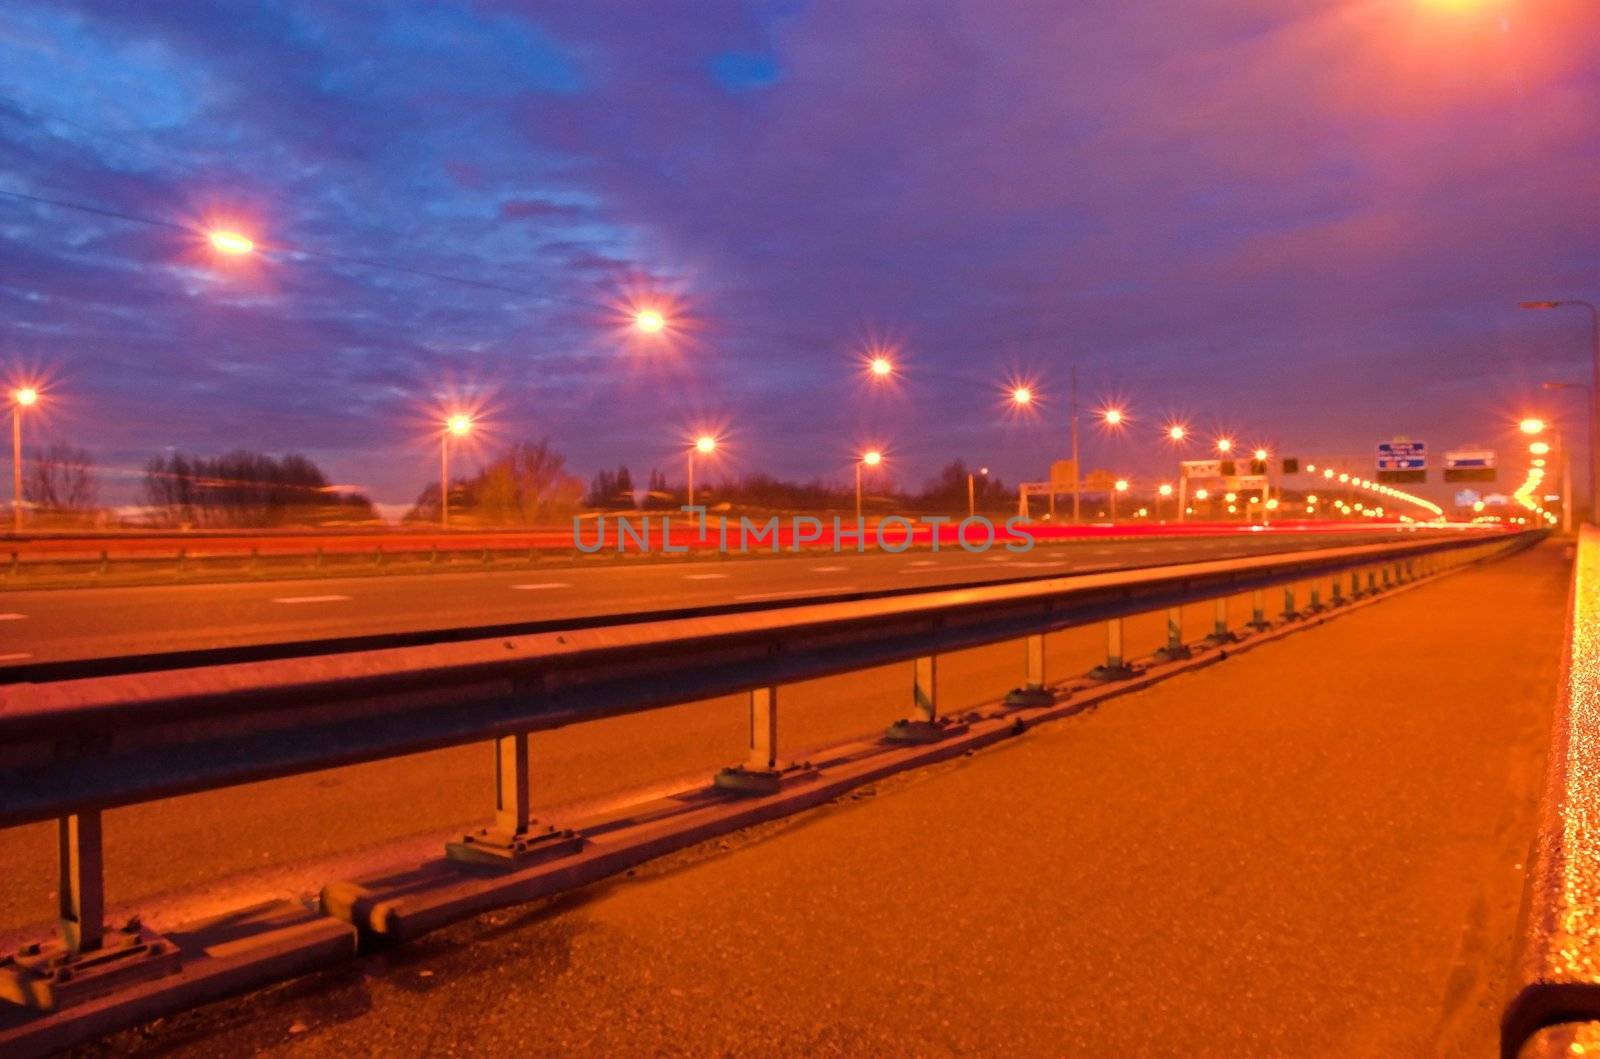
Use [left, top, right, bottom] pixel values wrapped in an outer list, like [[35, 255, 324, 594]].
[[1376, 440, 1427, 471]]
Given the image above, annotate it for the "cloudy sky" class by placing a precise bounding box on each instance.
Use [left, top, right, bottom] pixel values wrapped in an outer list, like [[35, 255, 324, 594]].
[[1, 0, 1596, 506]]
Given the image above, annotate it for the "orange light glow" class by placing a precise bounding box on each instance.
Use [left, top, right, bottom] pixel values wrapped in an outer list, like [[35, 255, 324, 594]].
[[634, 309, 667, 334], [1102, 408, 1124, 427], [1216, 438, 1233, 453], [446, 413, 473, 437], [11, 387, 38, 407], [861, 450, 883, 467], [869, 356, 893, 378], [1167, 425, 1186, 442], [1519, 417, 1545, 435], [1011, 386, 1033, 406], [695, 434, 717, 454]]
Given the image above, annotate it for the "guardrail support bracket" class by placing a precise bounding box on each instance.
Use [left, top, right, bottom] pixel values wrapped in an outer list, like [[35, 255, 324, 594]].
[[0, 811, 179, 1011], [1005, 633, 1056, 706], [447, 733, 584, 868], [717, 687, 817, 794], [887, 654, 970, 742], [1202, 596, 1237, 646], [1089, 617, 1138, 680], [1153, 606, 1192, 662]]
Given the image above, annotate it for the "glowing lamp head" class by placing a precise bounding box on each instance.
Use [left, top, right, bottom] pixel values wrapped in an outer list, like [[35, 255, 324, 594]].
[[869, 356, 893, 378], [1114, 479, 1129, 492], [1102, 408, 1124, 427], [1529, 441, 1551, 456], [445, 413, 473, 437], [1339, 473, 1350, 483], [1158, 483, 1173, 497], [634, 309, 666, 334], [1323, 468, 1334, 479], [1010, 386, 1033, 407], [861, 450, 882, 467], [1253, 448, 1268, 461], [1519, 417, 1545, 435], [12, 387, 38, 407], [694, 434, 717, 455], [207, 230, 255, 255], [1194, 488, 1209, 500], [1216, 438, 1233, 453], [1167, 425, 1186, 442]]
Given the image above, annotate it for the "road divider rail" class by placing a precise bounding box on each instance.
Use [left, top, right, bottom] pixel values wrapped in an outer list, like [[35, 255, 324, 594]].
[[0, 527, 1536, 1052], [1504, 525, 1600, 1058]]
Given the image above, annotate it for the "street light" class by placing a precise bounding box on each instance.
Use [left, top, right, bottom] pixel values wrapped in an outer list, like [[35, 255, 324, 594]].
[[1520, 417, 1546, 435], [868, 355, 894, 380], [1520, 299, 1600, 520], [856, 450, 883, 522], [1112, 477, 1129, 521], [1157, 481, 1173, 521], [688, 433, 717, 506], [1216, 437, 1233, 454], [207, 229, 255, 255], [1010, 386, 1033, 406], [633, 308, 666, 334], [10, 386, 39, 533], [440, 413, 473, 528], [1101, 407, 1125, 428]]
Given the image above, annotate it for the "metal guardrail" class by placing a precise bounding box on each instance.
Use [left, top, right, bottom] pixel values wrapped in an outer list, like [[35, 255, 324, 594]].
[[1504, 525, 1600, 1058], [0, 527, 1533, 1026]]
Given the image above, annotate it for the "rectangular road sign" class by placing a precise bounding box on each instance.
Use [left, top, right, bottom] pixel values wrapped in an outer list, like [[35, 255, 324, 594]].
[[1376, 440, 1427, 471], [1444, 449, 1496, 483]]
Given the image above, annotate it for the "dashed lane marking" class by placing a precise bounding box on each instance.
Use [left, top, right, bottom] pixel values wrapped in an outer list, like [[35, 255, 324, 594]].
[[511, 582, 572, 590], [0, 652, 33, 661], [0, 614, 26, 621], [271, 595, 353, 604], [683, 573, 730, 580]]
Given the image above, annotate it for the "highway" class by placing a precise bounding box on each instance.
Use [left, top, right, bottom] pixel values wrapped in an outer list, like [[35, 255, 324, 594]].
[[0, 529, 1423, 671], [63, 537, 1567, 1057]]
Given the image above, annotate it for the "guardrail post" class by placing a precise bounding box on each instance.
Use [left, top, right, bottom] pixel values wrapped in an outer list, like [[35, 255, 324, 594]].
[[1247, 588, 1271, 631], [1203, 596, 1237, 645], [1006, 633, 1056, 706], [1367, 569, 1379, 595], [1382, 565, 1394, 589], [1281, 586, 1299, 621], [887, 653, 970, 742], [1089, 618, 1137, 680], [447, 733, 583, 867], [717, 686, 800, 794], [1154, 606, 1192, 661], [58, 811, 104, 956], [1349, 569, 1363, 599]]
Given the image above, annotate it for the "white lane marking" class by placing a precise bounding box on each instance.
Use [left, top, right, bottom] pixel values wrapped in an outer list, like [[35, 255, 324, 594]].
[[810, 565, 848, 573], [271, 595, 352, 604], [0, 613, 26, 621], [683, 573, 729, 580], [906, 560, 937, 567], [737, 587, 856, 601], [511, 582, 571, 591], [0, 652, 32, 661], [985, 555, 1011, 562]]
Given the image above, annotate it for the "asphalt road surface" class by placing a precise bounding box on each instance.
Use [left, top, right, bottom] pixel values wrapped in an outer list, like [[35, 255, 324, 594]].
[[71, 540, 1566, 1057], [0, 529, 1424, 670]]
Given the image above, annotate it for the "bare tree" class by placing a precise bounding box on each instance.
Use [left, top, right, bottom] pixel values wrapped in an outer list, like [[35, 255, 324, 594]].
[[25, 443, 97, 513]]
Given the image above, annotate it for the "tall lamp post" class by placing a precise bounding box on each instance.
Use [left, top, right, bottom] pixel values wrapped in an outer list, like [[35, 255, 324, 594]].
[[441, 413, 472, 528], [856, 449, 882, 522], [10, 387, 38, 533], [1543, 381, 1592, 526], [1520, 300, 1599, 521], [688, 434, 716, 506]]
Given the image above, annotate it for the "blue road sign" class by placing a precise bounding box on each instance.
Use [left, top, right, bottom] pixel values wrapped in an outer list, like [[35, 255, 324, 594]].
[[1377, 440, 1426, 471]]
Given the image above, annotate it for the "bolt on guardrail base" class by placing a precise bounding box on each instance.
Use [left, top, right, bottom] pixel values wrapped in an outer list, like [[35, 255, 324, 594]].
[[445, 824, 585, 868], [713, 763, 819, 796], [884, 717, 972, 744], [1003, 683, 1056, 708], [0, 924, 179, 1012]]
